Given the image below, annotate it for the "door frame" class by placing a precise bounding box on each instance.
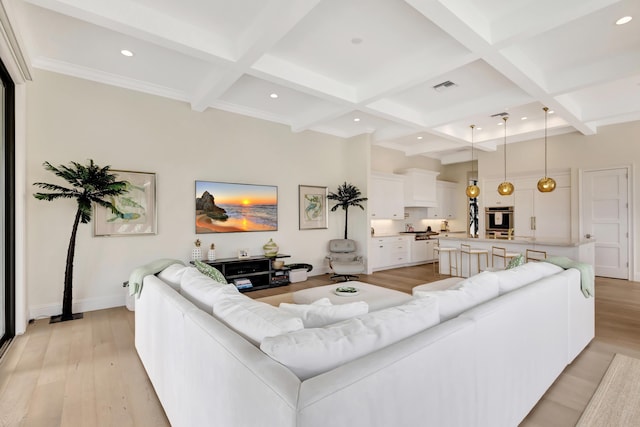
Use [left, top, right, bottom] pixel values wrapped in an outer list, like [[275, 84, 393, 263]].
[[578, 165, 634, 281]]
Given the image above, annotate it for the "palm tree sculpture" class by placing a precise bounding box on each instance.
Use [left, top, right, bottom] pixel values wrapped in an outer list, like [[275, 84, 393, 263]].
[[327, 182, 368, 239], [33, 160, 128, 323]]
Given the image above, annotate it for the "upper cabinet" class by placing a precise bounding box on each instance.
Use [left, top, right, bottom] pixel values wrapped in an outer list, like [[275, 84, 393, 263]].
[[370, 172, 405, 220], [428, 181, 458, 219], [398, 168, 439, 207], [482, 178, 515, 207]]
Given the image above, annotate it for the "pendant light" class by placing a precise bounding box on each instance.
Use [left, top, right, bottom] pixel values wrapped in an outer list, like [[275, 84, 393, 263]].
[[537, 107, 556, 192], [465, 124, 480, 198], [497, 116, 514, 196]]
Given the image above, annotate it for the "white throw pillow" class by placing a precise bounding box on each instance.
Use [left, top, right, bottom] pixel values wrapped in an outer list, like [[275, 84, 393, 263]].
[[156, 263, 189, 290], [412, 277, 465, 293], [179, 267, 230, 311], [495, 261, 563, 294], [279, 299, 369, 328], [212, 286, 304, 346], [413, 271, 499, 321], [260, 297, 439, 380]]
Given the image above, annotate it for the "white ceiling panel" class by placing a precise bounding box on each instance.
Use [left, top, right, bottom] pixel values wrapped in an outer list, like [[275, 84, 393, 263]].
[[13, 0, 640, 162]]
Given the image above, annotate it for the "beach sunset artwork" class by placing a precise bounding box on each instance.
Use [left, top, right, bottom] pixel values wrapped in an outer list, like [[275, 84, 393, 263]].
[[195, 181, 278, 233]]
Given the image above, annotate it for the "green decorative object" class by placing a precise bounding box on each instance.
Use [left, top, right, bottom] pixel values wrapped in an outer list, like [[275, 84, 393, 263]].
[[193, 260, 228, 284], [33, 160, 128, 323], [263, 238, 279, 257], [506, 254, 525, 269]]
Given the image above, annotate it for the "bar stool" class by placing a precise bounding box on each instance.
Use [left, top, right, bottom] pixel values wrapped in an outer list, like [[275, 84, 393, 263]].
[[460, 243, 489, 277], [491, 246, 520, 270], [433, 245, 458, 277], [526, 249, 547, 262]]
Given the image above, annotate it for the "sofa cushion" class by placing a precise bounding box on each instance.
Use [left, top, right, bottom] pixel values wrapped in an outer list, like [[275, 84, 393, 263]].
[[156, 263, 189, 290], [279, 298, 369, 328], [193, 260, 228, 284], [495, 261, 564, 294], [260, 297, 439, 380], [413, 271, 499, 321], [213, 286, 304, 346], [179, 267, 229, 311]]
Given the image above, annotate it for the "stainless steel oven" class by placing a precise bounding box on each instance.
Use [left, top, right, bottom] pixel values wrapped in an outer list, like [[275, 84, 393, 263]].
[[485, 206, 514, 236]]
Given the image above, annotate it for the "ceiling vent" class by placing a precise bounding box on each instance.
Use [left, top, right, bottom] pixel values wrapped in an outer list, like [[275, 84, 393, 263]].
[[432, 80, 457, 92], [490, 112, 510, 117]]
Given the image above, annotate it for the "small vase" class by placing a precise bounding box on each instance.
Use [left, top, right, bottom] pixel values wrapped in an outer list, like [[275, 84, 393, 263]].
[[208, 243, 216, 261], [192, 239, 202, 261], [263, 238, 279, 257]]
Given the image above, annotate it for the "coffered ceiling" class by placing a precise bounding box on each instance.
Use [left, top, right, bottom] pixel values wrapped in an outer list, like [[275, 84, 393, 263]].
[[13, 0, 640, 164]]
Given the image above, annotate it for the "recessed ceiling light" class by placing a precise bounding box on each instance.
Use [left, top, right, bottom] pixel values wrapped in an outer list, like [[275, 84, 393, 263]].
[[521, 116, 527, 120], [476, 127, 482, 131], [269, 93, 278, 99], [351, 37, 363, 45], [353, 117, 361, 122], [616, 16, 632, 25], [120, 49, 134, 57], [417, 136, 423, 140], [497, 122, 503, 126], [548, 110, 555, 114]]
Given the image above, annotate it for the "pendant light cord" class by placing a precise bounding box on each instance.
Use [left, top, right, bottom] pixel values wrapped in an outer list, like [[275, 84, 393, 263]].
[[470, 124, 475, 174], [503, 116, 508, 181], [543, 107, 548, 178]]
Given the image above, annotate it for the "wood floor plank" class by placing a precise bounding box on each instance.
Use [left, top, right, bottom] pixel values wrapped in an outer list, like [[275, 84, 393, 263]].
[[0, 267, 638, 427]]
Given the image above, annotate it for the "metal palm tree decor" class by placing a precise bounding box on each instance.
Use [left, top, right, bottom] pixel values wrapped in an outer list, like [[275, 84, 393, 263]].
[[327, 182, 368, 239], [33, 160, 128, 323]]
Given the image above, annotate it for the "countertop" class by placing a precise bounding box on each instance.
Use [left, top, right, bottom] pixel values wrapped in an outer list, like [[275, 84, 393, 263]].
[[438, 234, 594, 247]]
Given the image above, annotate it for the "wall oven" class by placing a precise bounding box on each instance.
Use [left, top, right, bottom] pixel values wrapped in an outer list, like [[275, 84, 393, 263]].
[[485, 206, 514, 236]]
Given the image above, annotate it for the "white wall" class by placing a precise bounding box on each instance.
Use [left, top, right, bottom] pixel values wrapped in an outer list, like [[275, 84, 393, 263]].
[[25, 70, 369, 318], [478, 121, 640, 280]]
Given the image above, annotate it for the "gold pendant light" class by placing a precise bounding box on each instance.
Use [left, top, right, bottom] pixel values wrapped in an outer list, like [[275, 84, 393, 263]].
[[497, 116, 514, 196], [466, 124, 480, 198], [537, 107, 556, 192]]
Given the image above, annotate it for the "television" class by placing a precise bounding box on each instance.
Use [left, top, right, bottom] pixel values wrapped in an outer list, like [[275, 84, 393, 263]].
[[195, 180, 278, 233]]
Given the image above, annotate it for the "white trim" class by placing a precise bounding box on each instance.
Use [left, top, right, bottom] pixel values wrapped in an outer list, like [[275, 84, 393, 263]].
[[29, 294, 126, 321], [578, 165, 634, 281], [0, 0, 32, 83]]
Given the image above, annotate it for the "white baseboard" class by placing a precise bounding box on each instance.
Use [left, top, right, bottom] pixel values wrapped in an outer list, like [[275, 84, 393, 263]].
[[29, 294, 126, 320]]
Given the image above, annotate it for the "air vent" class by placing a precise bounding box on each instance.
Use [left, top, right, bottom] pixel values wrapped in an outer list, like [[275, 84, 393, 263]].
[[432, 80, 457, 92], [490, 112, 509, 117]]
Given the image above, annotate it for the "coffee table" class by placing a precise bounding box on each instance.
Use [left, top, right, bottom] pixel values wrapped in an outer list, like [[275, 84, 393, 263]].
[[292, 281, 412, 311]]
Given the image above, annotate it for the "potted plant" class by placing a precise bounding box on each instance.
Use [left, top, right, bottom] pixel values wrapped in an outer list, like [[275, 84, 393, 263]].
[[328, 182, 368, 239], [33, 160, 128, 323]]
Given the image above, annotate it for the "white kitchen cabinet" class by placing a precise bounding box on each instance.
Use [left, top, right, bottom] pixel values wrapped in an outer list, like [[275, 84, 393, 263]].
[[398, 168, 439, 207], [428, 181, 458, 219], [483, 178, 515, 207], [410, 239, 436, 264], [371, 236, 410, 270], [370, 172, 405, 220], [513, 173, 571, 240]]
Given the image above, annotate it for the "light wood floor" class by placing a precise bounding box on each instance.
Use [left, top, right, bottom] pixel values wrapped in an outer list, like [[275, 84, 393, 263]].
[[1, 264, 638, 426]]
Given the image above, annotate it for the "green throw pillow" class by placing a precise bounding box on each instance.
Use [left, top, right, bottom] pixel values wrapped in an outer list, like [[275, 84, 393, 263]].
[[194, 260, 228, 284], [506, 254, 525, 269]]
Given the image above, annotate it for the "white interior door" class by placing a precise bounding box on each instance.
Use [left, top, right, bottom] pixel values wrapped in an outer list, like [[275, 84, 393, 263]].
[[581, 168, 629, 279]]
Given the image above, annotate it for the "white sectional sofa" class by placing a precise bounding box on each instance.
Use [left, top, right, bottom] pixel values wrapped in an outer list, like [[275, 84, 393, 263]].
[[134, 262, 594, 427]]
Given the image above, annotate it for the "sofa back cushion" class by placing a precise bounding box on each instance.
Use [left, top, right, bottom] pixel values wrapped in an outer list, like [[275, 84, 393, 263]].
[[413, 271, 499, 321], [260, 297, 439, 380], [212, 286, 304, 346], [279, 298, 369, 328], [156, 263, 190, 290], [179, 267, 229, 311], [495, 262, 563, 294]]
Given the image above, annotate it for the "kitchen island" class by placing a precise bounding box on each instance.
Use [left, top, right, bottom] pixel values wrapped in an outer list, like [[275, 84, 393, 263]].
[[437, 234, 595, 277]]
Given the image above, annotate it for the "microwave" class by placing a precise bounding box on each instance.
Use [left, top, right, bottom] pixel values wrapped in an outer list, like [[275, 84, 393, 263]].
[[485, 206, 514, 232]]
